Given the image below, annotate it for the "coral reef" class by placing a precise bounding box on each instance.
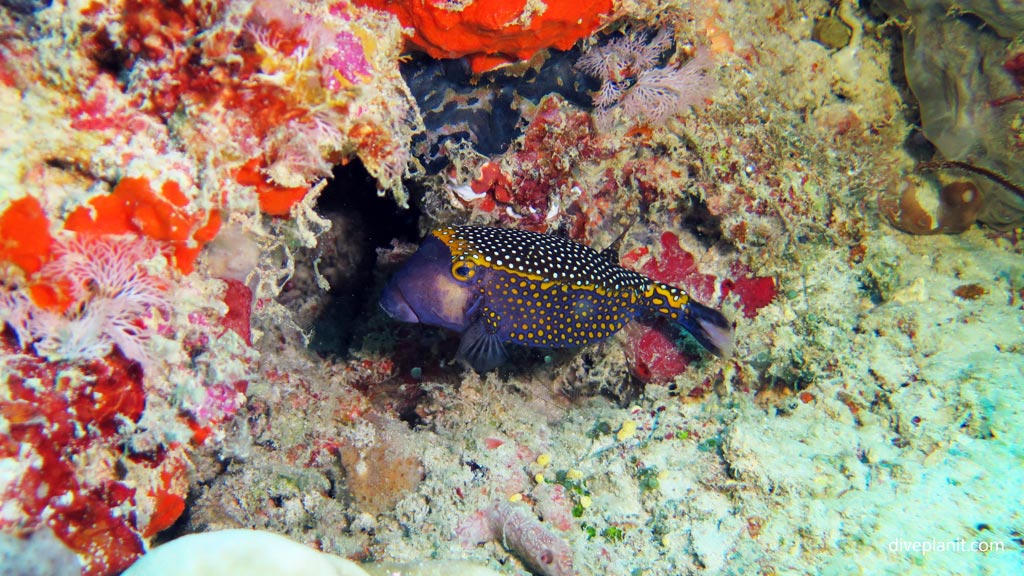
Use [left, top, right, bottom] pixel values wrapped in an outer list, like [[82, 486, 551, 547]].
[[4, 235, 170, 364], [0, 331, 188, 575], [0, 527, 81, 576], [458, 502, 576, 576], [338, 426, 425, 515], [402, 49, 598, 173], [2, 0, 1022, 576]]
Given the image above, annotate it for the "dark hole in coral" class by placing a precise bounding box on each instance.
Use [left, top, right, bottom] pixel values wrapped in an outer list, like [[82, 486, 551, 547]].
[[306, 160, 421, 357], [679, 197, 725, 248], [860, 0, 887, 20], [397, 402, 427, 429], [324, 468, 340, 500], [44, 157, 76, 171], [86, 29, 131, 82], [903, 128, 937, 162]]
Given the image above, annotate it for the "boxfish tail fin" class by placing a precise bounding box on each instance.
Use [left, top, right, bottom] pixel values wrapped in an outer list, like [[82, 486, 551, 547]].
[[457, 318, 508, 372], [679, 299, 735, 359], [644, 281, 734, 358]]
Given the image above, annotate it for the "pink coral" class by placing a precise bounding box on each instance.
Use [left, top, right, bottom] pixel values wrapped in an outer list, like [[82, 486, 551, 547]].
[[619, 47, 715, 123], [321, 29, 373, 89], [577, 27, 716, 128], [458, 501, 576, 576], [576, 26, 673, 82], [192, 382, 246, 424]]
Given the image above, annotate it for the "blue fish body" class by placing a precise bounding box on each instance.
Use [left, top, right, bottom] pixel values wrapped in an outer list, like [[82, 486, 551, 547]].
[[380, 226, 734, 372]]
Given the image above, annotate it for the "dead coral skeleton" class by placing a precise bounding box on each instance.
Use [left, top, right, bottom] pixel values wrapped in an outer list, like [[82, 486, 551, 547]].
[[576, 26, 716, 129]]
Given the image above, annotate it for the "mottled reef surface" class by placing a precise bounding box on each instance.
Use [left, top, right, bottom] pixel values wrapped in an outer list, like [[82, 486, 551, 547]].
[[1, 0, 1022, 575]]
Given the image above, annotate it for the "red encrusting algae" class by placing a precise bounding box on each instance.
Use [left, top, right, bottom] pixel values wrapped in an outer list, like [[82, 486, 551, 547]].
[[629, 323, 693, 383], [464, 96, 608, 228], [0, 332, 189, 575], [623, 231, 776, 381]]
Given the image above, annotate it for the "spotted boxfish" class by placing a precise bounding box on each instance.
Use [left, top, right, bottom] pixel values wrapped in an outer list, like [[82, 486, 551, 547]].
[[380, 226, 734, 372]]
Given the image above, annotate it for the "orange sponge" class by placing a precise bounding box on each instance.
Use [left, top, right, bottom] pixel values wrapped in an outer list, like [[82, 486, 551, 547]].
[[235, 158, 309, 217], [0, 196, 54, 275], [64, 177, 221, 275], [355, 0, 613, 73]]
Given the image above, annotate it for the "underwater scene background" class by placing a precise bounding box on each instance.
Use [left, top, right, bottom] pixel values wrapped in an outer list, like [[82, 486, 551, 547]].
[[0, 0, 1021, 575]]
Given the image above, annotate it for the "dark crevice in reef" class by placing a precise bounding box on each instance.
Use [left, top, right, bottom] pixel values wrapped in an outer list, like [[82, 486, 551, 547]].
[[306, 161, 422, 357], [317, 161, 422, 251], [401, 48, 599, 173], [679, 195, 726, 250]]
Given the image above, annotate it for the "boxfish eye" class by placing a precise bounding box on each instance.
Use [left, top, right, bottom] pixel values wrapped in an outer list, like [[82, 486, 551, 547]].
[[451, 261, 475, 280]]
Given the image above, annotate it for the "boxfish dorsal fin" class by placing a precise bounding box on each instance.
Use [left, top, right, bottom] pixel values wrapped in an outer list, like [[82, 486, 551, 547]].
[[598, 218, 637, 264], [456, 314, 508, 372]]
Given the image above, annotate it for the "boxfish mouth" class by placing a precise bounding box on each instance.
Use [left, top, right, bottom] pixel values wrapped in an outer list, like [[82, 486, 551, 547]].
[[379, 284, 420, 323]]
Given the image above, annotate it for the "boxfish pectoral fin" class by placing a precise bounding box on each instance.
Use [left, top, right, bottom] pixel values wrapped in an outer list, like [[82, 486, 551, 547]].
[[456, 318, 508, 373], [679, 300, 735, 359]]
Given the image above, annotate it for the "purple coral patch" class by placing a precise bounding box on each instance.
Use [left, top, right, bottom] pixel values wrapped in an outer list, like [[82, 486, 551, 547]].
[[322, 30, 371, 89]]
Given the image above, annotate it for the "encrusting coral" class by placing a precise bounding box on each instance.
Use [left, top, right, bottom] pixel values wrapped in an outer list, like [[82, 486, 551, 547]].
[[3, 1, 1021, 576]]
